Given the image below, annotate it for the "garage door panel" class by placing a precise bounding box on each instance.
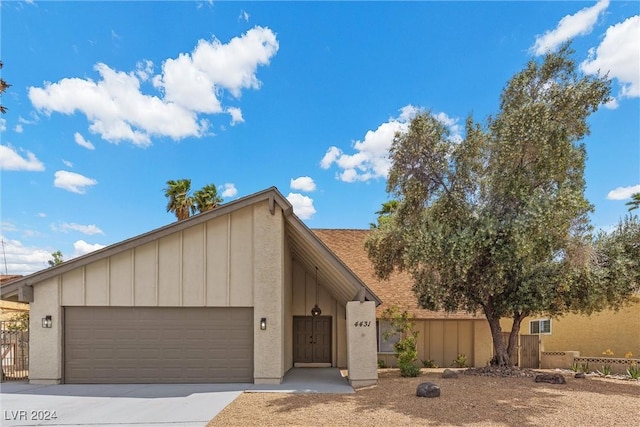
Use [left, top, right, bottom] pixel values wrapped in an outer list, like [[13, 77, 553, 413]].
[[65, 307, 253, 384]]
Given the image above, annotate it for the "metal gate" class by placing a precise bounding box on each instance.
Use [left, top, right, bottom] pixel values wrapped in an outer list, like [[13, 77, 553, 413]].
[[1, 320, 29, 381]]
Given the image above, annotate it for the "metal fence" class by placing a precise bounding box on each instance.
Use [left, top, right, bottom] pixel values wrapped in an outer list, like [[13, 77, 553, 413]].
[[1, 321, 29, 381]]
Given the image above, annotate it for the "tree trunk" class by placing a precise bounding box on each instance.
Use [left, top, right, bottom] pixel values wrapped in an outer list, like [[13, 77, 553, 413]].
[[487, 316, 510, 366], [506, 314, 525, 364]]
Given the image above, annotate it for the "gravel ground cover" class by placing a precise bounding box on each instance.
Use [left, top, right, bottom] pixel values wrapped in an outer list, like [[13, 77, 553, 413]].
[[208, 368, 639, 427]]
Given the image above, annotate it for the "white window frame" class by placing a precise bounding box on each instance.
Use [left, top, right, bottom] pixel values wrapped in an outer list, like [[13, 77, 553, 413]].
[[377, 320, 400, 353], [529, 318, 551, 335]]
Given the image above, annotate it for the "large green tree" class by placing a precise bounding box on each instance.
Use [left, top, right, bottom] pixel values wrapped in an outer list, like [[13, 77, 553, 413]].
[[365, 45, 626, 366], [164, 179, 223, 221]]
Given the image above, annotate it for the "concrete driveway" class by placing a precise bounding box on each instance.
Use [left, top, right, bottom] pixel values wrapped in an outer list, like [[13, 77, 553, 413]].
[[0, 382, 250, 427], [0, 369, 353, 426]]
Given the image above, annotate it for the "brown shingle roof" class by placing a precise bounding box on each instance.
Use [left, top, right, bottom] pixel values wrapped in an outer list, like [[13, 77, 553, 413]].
[[312, 229, 482, 320]]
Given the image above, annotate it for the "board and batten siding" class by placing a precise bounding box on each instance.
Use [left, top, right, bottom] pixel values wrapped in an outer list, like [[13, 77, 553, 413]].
[[59, 205, 259, 308]]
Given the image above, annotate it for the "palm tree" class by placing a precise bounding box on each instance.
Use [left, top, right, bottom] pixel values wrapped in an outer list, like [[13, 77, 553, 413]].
[[626, 193, 640, 212], [0, 61, 10, 114], [164, 179, 193, 221], [192, 184, 223, 215]]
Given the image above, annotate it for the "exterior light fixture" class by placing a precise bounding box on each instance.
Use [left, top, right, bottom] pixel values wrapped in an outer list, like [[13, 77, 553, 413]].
[[311, 267, 322, 317], [42, 315, 52, 328], [260, 317, 267, 330]]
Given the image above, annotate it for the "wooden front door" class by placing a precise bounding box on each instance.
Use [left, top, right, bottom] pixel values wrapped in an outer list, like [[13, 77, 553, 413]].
[[293, 316, 331, 364]]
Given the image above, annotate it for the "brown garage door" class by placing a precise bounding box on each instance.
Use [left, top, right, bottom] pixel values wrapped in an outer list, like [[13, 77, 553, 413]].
[[64, 307, 253, 384]]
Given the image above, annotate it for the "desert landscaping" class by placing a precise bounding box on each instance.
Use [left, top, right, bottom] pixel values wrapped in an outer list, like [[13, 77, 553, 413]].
[[209, 368, 640, 427]]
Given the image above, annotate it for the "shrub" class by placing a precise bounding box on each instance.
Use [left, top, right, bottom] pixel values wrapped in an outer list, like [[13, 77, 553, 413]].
[[399, 362, 421, 377], [452, 354, 468, 368], [377, 359, 387, 369], [382, 306, 420, 378], [627, 363, 640, 380], [422, 359, 438, 368]]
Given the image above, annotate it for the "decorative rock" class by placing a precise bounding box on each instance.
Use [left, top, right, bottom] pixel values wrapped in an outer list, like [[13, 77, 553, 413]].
[[574, 372, 586, 379], [534, 373, 566, 384], [442, 369, 459, 379], [416, 382, 441, 398]]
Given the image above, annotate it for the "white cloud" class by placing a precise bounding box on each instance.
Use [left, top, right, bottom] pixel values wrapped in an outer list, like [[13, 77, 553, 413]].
[[226, 107, 244, 125], [240, 10, 250, 22], [38, 213, 47, 218], [54, 222, 104, 235], [28, 26, 278, 146], [0, 145, 45, 171], [220, 183, 238, 198], [581, 16, 640, 101], [54, 170, 97, 194], [73, 240, 106, 257], [14, 124, 23, 133], [606, 184, 640, 200], [290, 176, 316, 192], [0, 235, 52, 275], [321, 106, 462, 183], [531, 0, 609, 55], [286, 193, 316, 220], [62, 159, 73, 168], [0, 118, 6, 132], [74, 132, 95, 150]]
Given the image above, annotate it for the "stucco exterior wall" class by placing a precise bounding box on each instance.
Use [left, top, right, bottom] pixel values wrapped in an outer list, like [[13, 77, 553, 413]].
[[377, 319, 492, 368], [28, 277, 62, 384], [504, 299, 640, 358]]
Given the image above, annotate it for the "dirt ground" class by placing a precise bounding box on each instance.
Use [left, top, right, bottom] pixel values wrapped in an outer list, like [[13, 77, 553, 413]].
[[208, 369, 640, 427]]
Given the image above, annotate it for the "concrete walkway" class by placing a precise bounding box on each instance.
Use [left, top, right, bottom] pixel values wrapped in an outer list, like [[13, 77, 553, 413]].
[[0, 369, 353, 426]]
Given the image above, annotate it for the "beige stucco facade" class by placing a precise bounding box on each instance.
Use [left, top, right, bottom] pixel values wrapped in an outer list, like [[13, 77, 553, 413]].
[[3, 188, 381, 386], [500, 298, 640, 359]]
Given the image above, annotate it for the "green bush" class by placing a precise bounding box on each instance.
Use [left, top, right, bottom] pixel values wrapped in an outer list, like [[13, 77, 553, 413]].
[[452, 354, 468, 368], [627, 363, 640, 380], [377, 359, 387, 369], [422, 359, 438, 368], [399, 362, 421, 377]]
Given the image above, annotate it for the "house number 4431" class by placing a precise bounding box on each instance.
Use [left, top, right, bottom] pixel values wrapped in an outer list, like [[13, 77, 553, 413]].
[[353, 321, 371, 327]]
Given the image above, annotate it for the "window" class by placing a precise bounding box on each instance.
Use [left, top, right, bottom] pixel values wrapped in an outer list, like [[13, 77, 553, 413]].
[[377, 321, 400, 353], [529, 319, 551, 334]]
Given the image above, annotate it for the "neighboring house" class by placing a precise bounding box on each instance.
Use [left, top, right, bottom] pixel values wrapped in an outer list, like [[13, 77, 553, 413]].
[[0, 188, 381, 386], [312, 229, 494, 368], [502, 295, 640, 358], [0, 275, 28, 322]]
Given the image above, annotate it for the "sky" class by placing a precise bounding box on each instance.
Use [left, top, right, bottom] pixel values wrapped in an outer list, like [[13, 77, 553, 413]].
[[1, 0, 638, 275]]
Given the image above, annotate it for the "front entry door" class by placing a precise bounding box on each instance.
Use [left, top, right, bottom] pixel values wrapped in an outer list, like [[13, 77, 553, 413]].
[[293, 316, 331, 364]]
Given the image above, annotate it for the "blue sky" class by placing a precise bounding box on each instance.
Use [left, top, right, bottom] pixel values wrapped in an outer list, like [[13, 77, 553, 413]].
[[1, 0, 638, 275]]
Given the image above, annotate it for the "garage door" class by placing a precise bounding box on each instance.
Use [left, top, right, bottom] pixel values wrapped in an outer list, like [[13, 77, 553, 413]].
[[64, 307, 253, 384]]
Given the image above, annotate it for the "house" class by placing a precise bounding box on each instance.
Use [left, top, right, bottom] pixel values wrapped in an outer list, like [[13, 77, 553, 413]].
[[0, 275, 28, 323], [312, 229, 494, 368], [502, 296, 640, 359], [0, 188, 381, 386]]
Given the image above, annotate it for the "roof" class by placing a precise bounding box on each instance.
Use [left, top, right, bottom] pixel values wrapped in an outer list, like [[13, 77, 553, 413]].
[[0, 188, 380, 307], [312, 229, 483, 320]]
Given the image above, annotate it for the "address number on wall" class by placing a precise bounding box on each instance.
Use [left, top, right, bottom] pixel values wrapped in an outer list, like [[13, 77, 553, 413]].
[[353, 321, 371, 327]]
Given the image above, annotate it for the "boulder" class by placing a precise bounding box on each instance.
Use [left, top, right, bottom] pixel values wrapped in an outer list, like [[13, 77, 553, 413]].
[[416, 382, 441, 398], [534, 373, 566, 384], [574, 372, 586, 379], [442, 369, 459, 379]]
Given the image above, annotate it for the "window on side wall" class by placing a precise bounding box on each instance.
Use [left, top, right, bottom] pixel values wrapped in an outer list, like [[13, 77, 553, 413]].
[[377, 320, 401, 353], [529, 319, 551, 334]]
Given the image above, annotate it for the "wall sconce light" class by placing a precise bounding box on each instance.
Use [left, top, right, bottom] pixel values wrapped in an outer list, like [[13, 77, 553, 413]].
[[42, 315, 52, 328], [260, 317, 267, 330]]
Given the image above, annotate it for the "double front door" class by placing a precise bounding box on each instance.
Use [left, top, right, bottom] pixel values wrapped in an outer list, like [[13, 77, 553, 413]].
[[293, 316, 331, 364]]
